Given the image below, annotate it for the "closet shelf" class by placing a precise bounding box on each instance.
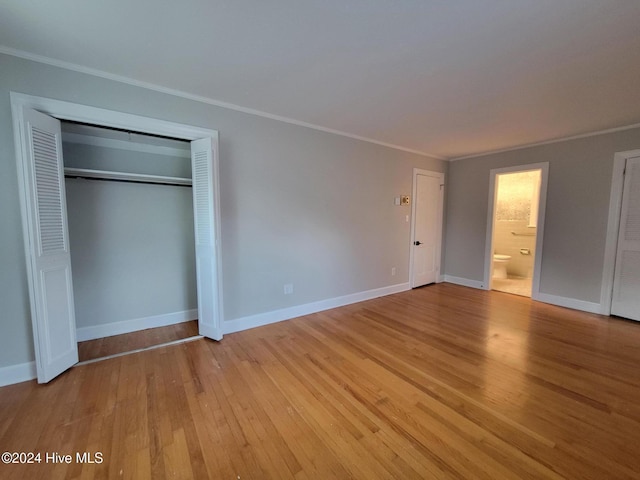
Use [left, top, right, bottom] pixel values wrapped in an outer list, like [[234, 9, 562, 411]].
[[64, 167, 192, 186]]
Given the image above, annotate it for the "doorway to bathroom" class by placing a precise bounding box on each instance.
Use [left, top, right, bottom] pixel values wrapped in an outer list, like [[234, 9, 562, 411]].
[[484, 163, 548, 298]]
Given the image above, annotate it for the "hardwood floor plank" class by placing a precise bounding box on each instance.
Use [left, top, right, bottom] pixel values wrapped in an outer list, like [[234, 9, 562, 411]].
[[78, 321, 199, 362], [256, 341, 406, 478], [2, 284, 640, 479], [289, 325, 506, 479]]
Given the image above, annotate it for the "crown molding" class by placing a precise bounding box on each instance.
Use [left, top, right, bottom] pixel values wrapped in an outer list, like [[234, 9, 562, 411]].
[[450, 122, 640, 161], [0, 46, 445, 160]]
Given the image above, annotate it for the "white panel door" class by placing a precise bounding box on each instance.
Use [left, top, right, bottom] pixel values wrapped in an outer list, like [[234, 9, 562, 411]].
[[22, 108, 78, 382], [412, 173, 443, 287], [191, 137, 223, 340], [612, 156, 640, 321]]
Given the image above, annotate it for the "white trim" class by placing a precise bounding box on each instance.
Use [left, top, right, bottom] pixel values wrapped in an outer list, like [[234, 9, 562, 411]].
[[443, 275, 485, 289], [223, 283, 410, 335], [601, 149, 640, 315], [62, 132, 191, 158], [6, 47, 640, 163], [450, 123, 640, 162], [409, 168, 445, 288], [76, 309, 198, 342], [0, 46, 443, 160], [536, 292, 602, 315], [484, 170, 498, 291], [10, 92, 215, 140], [442, 276, 602, 314], [483, 163, 549, 301], [0, 361, 37, 387]]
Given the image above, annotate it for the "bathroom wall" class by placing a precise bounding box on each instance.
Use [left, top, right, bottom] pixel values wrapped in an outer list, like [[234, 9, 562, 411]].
[[493, 171, 540, 278], [493, 221, 536, 277]]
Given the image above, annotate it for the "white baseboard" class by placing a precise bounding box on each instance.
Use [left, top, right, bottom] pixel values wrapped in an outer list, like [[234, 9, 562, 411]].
[[534, 292, 602, 314], [0, 361, 36, 387], [0, 286, 604, 388], [223, 282, 411, 335], [76, 309, 198, 342], [443, 275, 485, 289], [443, 276, 602, 314]]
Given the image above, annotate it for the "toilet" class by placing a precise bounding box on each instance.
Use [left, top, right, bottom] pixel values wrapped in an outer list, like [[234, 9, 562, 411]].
[[492, 254, 511, 279]]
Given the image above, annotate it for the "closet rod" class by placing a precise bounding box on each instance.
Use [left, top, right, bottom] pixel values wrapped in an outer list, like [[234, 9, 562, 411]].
[[64, 167, 192, 187]]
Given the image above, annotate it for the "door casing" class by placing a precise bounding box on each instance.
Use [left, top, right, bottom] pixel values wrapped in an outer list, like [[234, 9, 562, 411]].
[[483, 162, 549, 299], [11, 92, 224, 382]]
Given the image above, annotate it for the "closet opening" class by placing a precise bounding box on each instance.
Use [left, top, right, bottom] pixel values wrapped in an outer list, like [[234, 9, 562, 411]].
[[13, 92, 223, 382], [61, 120, 202, 362]]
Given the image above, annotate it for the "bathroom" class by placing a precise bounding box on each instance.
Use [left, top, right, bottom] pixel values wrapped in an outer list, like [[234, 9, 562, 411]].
[[491, 170, 541, 297]]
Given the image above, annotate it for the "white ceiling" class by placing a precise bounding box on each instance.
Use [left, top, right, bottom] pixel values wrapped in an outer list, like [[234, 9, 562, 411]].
[[2, 0, 640, 160]]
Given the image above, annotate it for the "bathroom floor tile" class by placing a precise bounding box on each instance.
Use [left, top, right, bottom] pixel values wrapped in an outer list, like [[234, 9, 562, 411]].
[[492, 276, 532, 297]]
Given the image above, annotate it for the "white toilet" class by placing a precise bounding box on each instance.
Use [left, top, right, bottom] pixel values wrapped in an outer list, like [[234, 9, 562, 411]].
[[493, 254, 511, 279]]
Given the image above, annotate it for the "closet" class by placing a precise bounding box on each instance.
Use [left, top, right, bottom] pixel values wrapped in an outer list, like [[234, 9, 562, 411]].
[[61, 121, 200, 360], [13, 95, 223, 383]]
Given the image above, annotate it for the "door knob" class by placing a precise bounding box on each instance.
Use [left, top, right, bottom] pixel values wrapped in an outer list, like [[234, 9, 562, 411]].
[[414, 241, 422, 246]]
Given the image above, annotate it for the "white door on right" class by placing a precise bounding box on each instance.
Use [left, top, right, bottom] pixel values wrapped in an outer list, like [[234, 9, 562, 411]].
[[612, 156, 640, 321], [412, 173, 443, 288], [191, 137, 223, 340]]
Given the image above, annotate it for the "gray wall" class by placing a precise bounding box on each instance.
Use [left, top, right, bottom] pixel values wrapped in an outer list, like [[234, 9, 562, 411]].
[[62, 142, 192, 178], [445, 128, 640, 303], [64, 140, 197, 328], [0, 53, 445, 369]]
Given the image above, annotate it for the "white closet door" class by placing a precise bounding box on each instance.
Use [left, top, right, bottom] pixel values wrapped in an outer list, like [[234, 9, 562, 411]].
[[612, 156, 640, 321], [191, 137, 223, 340], [22, 108, 78, 382]]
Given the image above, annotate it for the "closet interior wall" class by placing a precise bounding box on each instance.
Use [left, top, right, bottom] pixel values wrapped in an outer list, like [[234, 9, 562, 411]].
[[61, 121, 198, 340]]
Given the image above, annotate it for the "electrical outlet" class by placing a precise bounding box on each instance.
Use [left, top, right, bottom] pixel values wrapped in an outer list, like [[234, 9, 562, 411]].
[[391, 267, 396, 276], [284, 283, 294, 295]]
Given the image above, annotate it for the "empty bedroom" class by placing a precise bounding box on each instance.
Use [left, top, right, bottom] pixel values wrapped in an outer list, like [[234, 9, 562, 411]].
[[1, 1, 640, 479]]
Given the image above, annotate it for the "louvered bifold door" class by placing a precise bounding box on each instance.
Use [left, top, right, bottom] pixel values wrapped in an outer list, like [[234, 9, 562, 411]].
[[612, 156, 640, 321], [22, 109, 78, 382], [191, 137, 223, 340]]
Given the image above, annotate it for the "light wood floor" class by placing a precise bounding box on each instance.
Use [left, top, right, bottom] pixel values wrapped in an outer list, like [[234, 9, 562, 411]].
[[1, 283, 640, 479], [78, 320, 200, 362]]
